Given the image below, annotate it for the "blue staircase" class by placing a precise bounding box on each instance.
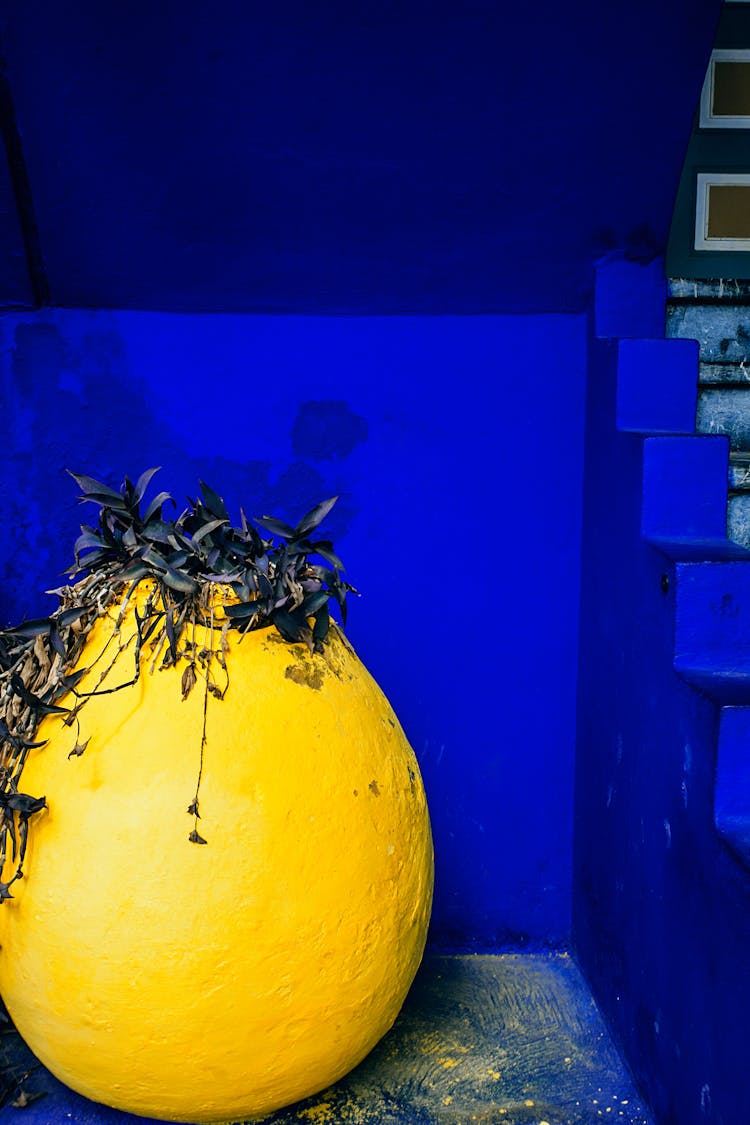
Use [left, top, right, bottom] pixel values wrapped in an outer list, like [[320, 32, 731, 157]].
[[574, 259, 750, 1125]]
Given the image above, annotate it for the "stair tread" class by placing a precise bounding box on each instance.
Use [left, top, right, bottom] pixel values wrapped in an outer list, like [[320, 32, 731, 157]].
[[698, 362, 750, 386]]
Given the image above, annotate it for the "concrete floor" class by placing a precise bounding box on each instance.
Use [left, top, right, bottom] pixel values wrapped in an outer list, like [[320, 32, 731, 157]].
[[0, 954, 653, 1125]]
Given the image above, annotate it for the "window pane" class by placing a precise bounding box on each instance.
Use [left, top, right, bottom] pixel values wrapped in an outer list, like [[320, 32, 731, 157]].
[[713, 61, 750, 117], [707, 184, 750, 238]]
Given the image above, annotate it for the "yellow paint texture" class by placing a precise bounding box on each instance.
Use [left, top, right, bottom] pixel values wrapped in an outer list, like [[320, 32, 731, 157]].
[[0, 591, 433, 1122]]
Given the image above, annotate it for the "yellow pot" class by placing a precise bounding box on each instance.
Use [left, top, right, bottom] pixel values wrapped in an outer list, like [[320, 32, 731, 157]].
[[0, 591, 433, 1122]]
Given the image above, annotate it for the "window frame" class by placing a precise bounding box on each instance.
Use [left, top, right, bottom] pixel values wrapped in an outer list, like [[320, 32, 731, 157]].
[[700, 49, 750, 129], [695, 171, 750, 250]]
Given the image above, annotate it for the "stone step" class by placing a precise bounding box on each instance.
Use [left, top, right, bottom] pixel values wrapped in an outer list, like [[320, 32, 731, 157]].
[[729, 452, 750, 490], [698, 361, 750, 386], [697, 387, 750, 449], [668, 277, 750, 301], [666, 303, 750, 363], [729, 493, 750, 550], [725, 454, 750, 549]]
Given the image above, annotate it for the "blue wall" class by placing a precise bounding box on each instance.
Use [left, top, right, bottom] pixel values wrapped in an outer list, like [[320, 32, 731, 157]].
[[0, 1, 720, 313], [0, 307, 586, 947]]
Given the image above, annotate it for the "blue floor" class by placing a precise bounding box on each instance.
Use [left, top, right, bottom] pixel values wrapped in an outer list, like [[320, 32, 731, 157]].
[[0, 953, 652, 1125]]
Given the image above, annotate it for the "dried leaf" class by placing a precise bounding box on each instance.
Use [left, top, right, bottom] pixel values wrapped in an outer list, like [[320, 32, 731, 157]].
[[68, 738, 90, 759], [181, 663, 197, 701], [188, 829, 208, 845]]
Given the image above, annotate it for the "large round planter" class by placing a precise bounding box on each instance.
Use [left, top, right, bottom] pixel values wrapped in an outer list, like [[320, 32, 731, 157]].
[[0, 595, 433, 1122]]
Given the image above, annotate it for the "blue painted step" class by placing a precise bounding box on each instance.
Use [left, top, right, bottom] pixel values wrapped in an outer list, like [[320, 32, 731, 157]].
[[641, 435, 728, 543], [616, 338, 699, 434], [595, 256, 668, 340]]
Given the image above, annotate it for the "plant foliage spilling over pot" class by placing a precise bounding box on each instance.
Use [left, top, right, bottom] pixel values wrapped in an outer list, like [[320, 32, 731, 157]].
[[0, 471, 433, 1123], [0, 468, 356, 867]]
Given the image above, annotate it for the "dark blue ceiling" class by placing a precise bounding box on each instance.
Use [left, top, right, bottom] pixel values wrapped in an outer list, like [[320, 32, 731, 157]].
[[0, 1, 722, 313]]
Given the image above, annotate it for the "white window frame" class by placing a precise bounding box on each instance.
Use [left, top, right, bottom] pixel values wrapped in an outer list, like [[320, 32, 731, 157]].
[[695, 172, 750, 250], [700, 49, 750, 128]]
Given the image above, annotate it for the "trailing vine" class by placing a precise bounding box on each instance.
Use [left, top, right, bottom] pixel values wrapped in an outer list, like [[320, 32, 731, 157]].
[[0, 469, 356, 890]]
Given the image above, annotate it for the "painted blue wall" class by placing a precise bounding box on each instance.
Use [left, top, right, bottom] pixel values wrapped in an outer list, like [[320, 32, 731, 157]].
[[0, 308, 586, 946], [0, 0, 720, 313]]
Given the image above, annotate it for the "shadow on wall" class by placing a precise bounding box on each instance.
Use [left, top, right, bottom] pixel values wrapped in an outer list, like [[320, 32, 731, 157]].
[[0, 307, 587, 949], [0, 317, 367, 620]]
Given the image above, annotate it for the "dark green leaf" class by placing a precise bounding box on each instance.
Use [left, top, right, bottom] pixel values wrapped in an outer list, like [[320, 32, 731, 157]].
[[59, 668, 87, 690], [165, 607, 177, 662], [141, 520, 174, 543], [142, 491, 175, 524], [254, 515, 296, 540], [5, 792, 46, 815], [294, 496, 338, 538], [199, 481, 229, 522], [57, 606, 90, 629], [133, 467, 161, 505], [71, 548, 109, 571], [166, 550, 190, 570], [80, 491, 129, 511], [192, 518, 228, 544], [224, 601, 262, 619], [122, 525, 139, 550], [3, 618, 51, 638], [302, 590, 330, 616], [117, 561, 152, 581], [272, 609, 311, 644], [49, 625, 66, 659], [312, 605, 330, 646], [10, 675, 69, 715], [68, 471, 123, 503], [311, 542, 345, 571], [163, 568, 198, 594], [141, 547, 168, 572], [74, 531, 103, 555]]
